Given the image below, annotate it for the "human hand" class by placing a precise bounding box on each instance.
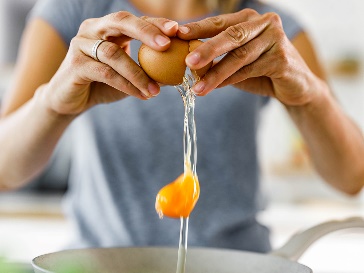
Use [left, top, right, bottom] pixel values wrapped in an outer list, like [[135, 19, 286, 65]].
[[178, 9, 321, 106], [42, 12, 178, 115]]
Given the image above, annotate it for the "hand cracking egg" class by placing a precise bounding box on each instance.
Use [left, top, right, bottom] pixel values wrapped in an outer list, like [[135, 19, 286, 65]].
[[138, 37, 212, 85]]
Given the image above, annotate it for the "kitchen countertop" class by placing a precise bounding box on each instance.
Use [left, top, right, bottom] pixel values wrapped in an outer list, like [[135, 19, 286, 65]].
[[1, 192, 363, 273]]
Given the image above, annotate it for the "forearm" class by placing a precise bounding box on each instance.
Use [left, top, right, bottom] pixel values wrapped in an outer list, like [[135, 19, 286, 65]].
[[286, 80, 364, 194], [0, 86, 75, 190]]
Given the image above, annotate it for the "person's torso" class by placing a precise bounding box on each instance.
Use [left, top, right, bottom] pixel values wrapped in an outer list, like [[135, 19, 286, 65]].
[[30, 0, 302, 252]]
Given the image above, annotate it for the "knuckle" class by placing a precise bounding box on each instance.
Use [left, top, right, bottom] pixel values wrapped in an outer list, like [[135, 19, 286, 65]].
[[274, 46, 291, 72], [203, 41, 220, 59], [190, 21, 203, 32], [69, 52, 85, 67], [265, 12, 286, 42], [78, 18, 95, 33], [207, 15, 225, 29], [280, 51, 291, 68], [69, 37, 79, 51], [123, 79, 136, 92], [68, 55, 85, 72], [230, 46, 248, 61], [110, 11, 133, 23], [241, 8, 259, 18], [225, 24, 248, 45], [239, 64, 253, 76], [129, 67, 144, 82], [99, 43, 121, 61], [138, 22, 154, 35], [208, 67, 223, 82], [98, 65, 116, 80], [265, 12, 282, 26], [140, 15, 149, 20]]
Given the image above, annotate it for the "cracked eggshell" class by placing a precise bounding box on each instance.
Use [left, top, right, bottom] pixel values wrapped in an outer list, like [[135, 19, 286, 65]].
[[138, 37, 212, 86]]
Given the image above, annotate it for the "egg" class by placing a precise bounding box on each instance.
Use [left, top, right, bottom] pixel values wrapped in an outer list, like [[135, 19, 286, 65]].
[[138, 37, 212, 85]]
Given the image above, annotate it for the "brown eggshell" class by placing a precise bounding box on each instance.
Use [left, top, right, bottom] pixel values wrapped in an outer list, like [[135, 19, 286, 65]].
[[138, 37, 213, 86], [138, 37, 189, 85]]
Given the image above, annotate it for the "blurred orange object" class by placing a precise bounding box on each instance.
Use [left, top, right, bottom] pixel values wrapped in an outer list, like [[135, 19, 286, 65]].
[[155, 168, 200, 218]]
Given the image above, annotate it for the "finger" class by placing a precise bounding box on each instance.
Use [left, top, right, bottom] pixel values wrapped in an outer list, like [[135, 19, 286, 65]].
[[78, 37, 160, 98], [78, 11, 172, 50], [110, 17, 178, 47], [68, 49, 148, 100], [178, 8, 259, 39], [192, 33, 273, 95], [218, 53, 273, 89], [141, 16, 179, 36], [186, 15, 271, 70], [217, 77, 274, 99], [90, 82, 133, 104], [78, 57, 149, 100]]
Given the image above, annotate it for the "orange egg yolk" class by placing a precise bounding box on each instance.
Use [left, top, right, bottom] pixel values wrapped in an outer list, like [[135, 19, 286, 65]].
[[155, 168, 200, 218]]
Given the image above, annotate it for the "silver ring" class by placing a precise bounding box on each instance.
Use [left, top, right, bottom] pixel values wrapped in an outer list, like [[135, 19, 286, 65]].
[[91, 39, 105, 61]]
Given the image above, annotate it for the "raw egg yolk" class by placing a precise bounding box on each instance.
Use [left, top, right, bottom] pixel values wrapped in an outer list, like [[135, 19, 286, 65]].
[[155, 168, 200, 218]]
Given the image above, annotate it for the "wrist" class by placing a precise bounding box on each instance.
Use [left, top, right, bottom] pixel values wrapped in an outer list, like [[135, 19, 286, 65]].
[[34, 84, 77, 123], [285, 77, 331, 115]]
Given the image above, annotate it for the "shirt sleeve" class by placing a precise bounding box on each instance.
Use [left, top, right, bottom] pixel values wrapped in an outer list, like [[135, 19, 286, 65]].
[[28, 0, 125, 46], [27, 0, 97, 46]]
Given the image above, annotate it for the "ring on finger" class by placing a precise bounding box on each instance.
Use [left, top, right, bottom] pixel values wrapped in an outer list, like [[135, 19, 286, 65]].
[[91, 39, 106, 61]]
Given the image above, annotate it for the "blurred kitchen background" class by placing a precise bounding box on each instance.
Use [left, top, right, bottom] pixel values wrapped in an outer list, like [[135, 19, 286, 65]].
[[0, 0, 363, 272]]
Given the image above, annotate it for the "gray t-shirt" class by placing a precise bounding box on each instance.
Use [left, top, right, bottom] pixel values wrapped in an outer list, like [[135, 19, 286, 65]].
[[30, 0, 302, 252]]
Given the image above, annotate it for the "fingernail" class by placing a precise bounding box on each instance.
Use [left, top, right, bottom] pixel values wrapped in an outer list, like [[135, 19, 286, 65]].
[[186, 52, 200, 66], [164, 21, 178, 30], [155, 35, 170, 47], [148, 82, 160, 96], [140, 92, 151, 100], [179, 26, 190, 34], [193, 81, 205, 94]]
